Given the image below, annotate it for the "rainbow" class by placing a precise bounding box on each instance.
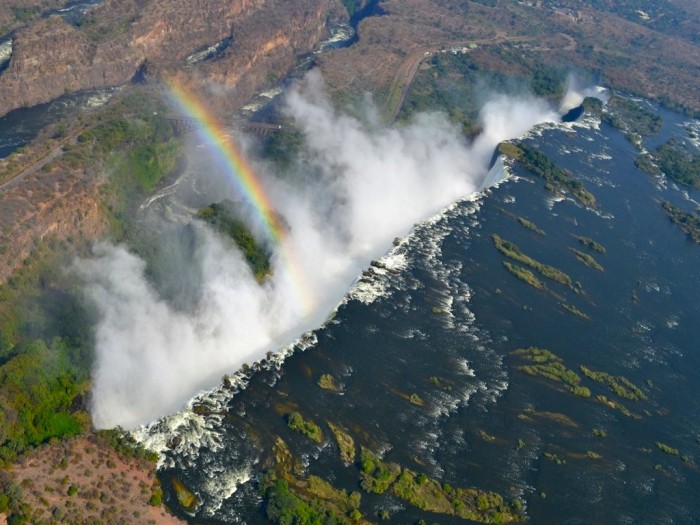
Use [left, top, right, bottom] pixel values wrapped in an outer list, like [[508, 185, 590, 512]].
[[165, 77, 313, 314]]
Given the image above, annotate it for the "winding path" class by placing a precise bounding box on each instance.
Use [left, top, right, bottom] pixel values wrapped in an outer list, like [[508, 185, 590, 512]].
[[384, 32, 567, 123]]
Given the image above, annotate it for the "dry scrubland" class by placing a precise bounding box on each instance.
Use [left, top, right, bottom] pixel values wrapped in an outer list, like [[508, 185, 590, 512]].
[[319, 0, 700, 117], [1, 436, 182, 524]]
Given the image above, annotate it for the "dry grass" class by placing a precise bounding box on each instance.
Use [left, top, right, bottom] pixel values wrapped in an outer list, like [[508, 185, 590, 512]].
[[3, 436, 183, 525]]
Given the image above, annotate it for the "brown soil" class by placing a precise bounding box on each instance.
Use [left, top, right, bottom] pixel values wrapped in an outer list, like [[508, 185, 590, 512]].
[[318, 0, 700, 116], [1, 436, 183, 524]]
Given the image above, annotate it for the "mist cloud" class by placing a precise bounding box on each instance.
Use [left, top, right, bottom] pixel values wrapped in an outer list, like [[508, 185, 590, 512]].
[[77, 70, 561, 429]]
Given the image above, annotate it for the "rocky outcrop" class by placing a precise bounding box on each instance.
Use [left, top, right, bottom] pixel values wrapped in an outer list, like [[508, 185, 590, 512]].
[[0, 0, 344, 118]]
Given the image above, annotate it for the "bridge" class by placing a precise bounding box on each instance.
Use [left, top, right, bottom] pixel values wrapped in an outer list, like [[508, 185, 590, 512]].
[[164, 116, 284, 138]]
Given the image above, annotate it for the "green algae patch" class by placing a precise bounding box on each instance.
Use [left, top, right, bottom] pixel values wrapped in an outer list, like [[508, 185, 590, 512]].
[[171, 478, 200, 511], [318, 373, 341, 392]]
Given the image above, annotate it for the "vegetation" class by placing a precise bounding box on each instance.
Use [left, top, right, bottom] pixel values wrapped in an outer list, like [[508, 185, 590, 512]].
[[602, 95, 663, 145], [359, 447, 401, 494], [573, 235, 606, 253], [581, 97, 604, 117], [0, 91, 189, 468], [478, 430, 496, 442], [260, 126, 305, 170], [661, 201, 700, 244], [514, 347, 587, 396], [543, 452, 565, 465], [409, 393, 424, 406], [503, 262, 544, 289], [287, 412, 324, 444], [513, 348, 652, 415], [493, 235, 577, 291], [318, 374, 341, 392], [570, 248, 604, 271], [196, 200, 272, 281], [360, 448, 521, 522], [500, 143, 596, 207], [579, 366, 647, 401], [592, 428, 607, 438], [637, 139, 700, 188], [11, 6, 40, 23], [327, 422, 355, 464], [595, 395, 637, 418], [517, 217, 546, 236], [562, 303, 590, 320], [655, 442, 679, 456], [264, 478, 360, 525], [172, 478, 200, 511]]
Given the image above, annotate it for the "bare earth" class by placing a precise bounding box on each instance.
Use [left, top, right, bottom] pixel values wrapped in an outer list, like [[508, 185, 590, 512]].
[[1, 436, 184, 524]]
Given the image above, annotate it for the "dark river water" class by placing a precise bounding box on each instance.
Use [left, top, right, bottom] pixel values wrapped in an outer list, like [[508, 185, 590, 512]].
[[138, 101, 700, 524]]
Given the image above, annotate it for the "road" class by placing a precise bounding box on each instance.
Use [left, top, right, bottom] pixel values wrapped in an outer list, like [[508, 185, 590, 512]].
[[384, 32, 552, 123]]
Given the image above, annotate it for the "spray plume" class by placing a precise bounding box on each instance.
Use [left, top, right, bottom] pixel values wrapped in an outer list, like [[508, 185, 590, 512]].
[[75, 71, 561, 429]]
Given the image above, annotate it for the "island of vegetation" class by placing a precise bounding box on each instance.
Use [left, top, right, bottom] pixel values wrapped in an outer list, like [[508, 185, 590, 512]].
[[327, 422, 355, 465], [570, 248, 604, 271], [196, 200, 272, 281], [579, 366, 647, 401], [562, 303, 590, 320], [517, 217, 546, 236], [287, 412, 323, 444], [262, 438, 367, 525], [636, 139, 700, 188], [655, 442, 679, 456], [573, 235, 606, 253], [602, 94, 663, 147], [513, 348, 588, 397], [499, 207, 547, 236], [359, 447, 522, 523], [512, 348, 651, 418], [493, 234, 579, 291], [498, 142, 596, 207], [318, 373, 341, 392], [503, 262, 544, 289], [261, 430, 523, 525], [661, 201, 700, 243]]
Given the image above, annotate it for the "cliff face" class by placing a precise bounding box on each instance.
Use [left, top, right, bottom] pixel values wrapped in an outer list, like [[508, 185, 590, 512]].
[[0, 0, 344, 283], [0, 0, 342, 118]]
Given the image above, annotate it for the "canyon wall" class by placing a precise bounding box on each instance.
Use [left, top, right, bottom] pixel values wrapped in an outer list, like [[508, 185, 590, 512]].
[[0, 0, 344, 118]]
